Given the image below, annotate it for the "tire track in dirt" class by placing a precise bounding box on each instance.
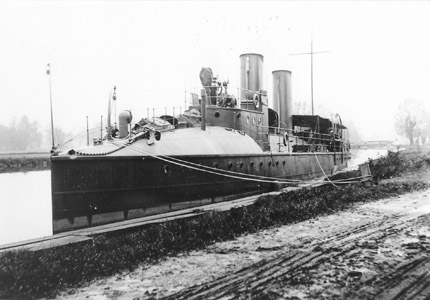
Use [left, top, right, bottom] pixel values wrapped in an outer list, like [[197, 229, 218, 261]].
[[376, 257, 430, 300], [53, 187, 430, 300], [363, 214, 430, 300], [161, 212, 416, 300]]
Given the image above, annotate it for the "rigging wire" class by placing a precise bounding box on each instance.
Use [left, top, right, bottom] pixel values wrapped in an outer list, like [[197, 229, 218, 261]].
[[71, 137, 369, 186], [110, 139, 363, 186], [122, 140, 370, 185], [56, 127, 106, 149], [139, 148, 301, 182], [110, 140, 299, 184]]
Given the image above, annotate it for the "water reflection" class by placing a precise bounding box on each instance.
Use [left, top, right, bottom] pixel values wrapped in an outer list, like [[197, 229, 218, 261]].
[[348, 148, 388, 169], [0, 170, 52, 245]]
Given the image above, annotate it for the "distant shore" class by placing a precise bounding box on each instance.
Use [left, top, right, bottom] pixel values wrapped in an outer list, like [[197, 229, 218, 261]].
[[0, 152, 51, 173]]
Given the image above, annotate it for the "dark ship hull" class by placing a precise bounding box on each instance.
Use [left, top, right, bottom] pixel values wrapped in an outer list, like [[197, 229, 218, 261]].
[[52, 151, 348, 233], [51, 53, 351, 233]]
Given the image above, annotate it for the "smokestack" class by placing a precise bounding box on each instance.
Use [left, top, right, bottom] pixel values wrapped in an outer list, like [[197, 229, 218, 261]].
[[239, 53, 264, 100], [272, 70, 292, 130]]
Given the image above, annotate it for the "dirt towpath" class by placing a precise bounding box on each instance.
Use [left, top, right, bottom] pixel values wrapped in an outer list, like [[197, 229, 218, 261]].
[[57, 174, 430, 300]]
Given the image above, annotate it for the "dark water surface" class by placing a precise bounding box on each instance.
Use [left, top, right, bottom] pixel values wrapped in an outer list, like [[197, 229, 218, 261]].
[[0, 149, 387, 246]]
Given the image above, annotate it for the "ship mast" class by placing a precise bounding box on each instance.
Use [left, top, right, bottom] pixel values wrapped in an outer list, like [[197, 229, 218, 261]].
[[290, 38, 331, 115]]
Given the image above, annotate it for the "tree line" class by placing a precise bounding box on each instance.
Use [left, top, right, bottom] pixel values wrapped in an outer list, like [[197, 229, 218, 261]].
[[0, 116, 72, 152], [395, 99, 430, 146], [0, 116, 44, 151]]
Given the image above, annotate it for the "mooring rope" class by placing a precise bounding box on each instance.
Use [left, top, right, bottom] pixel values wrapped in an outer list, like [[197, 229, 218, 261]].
[[111, 140, 366, 185], [66, 134, 370, 186], [314, 152, 339, 188], [132, 145, 301, 183]]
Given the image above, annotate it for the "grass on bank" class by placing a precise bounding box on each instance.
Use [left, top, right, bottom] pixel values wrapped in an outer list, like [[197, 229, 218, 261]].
[[1, 150, 430, 299], [0, 152, 50, 173]]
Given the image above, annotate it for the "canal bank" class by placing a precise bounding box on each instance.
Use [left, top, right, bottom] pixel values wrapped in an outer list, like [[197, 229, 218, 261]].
[[1, 149, 429, 299], [56, 172, 430, 300], [0, 152, 50, 173]]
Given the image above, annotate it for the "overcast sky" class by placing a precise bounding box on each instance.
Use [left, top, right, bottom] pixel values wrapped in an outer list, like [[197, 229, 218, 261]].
[[1, 1, 429, 143]]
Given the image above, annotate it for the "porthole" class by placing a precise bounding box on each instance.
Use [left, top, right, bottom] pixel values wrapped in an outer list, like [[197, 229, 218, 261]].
[[276, 161, 279, 166], [164, 165, 170, 174], [213, 162, 219, 168], [252, 116, 256, 125], [214, 111, 220, 118], [250, 161, 254, 168], [228, 162, 233, 169], [259, 161, 264, 167], [258, 118, 262, 125], [236, 113, 241, 119], [239, 161, 244, 169], [268, 161, 272, 166], [282, 160, 286, 166], [246, 116, 250, 125]]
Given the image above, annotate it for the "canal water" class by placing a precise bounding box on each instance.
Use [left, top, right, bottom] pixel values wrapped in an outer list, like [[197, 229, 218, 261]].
[[0, 149, 388, 246], [0, 170, 52, 245]]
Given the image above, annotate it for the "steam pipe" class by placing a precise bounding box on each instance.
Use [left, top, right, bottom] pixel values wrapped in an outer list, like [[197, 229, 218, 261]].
[[201, 89, 206, 131], [86, 116, 89, 146], [107, 86, 116, 140]]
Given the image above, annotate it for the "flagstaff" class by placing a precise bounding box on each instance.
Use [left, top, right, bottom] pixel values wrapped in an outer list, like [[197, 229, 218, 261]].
[[47, 63, 55, 150]]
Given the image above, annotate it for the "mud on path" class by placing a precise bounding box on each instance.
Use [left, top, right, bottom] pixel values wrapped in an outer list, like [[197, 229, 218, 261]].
[[58, 174, 430, 300]]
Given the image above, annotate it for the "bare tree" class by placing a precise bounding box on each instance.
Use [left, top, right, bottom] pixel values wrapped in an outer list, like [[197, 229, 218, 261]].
[[293, 101, 333, 118], [6, 116, 43, 151], [293, 101, 311, 115], [422, 120, 430, 145], [394, 99, 427, 145]]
